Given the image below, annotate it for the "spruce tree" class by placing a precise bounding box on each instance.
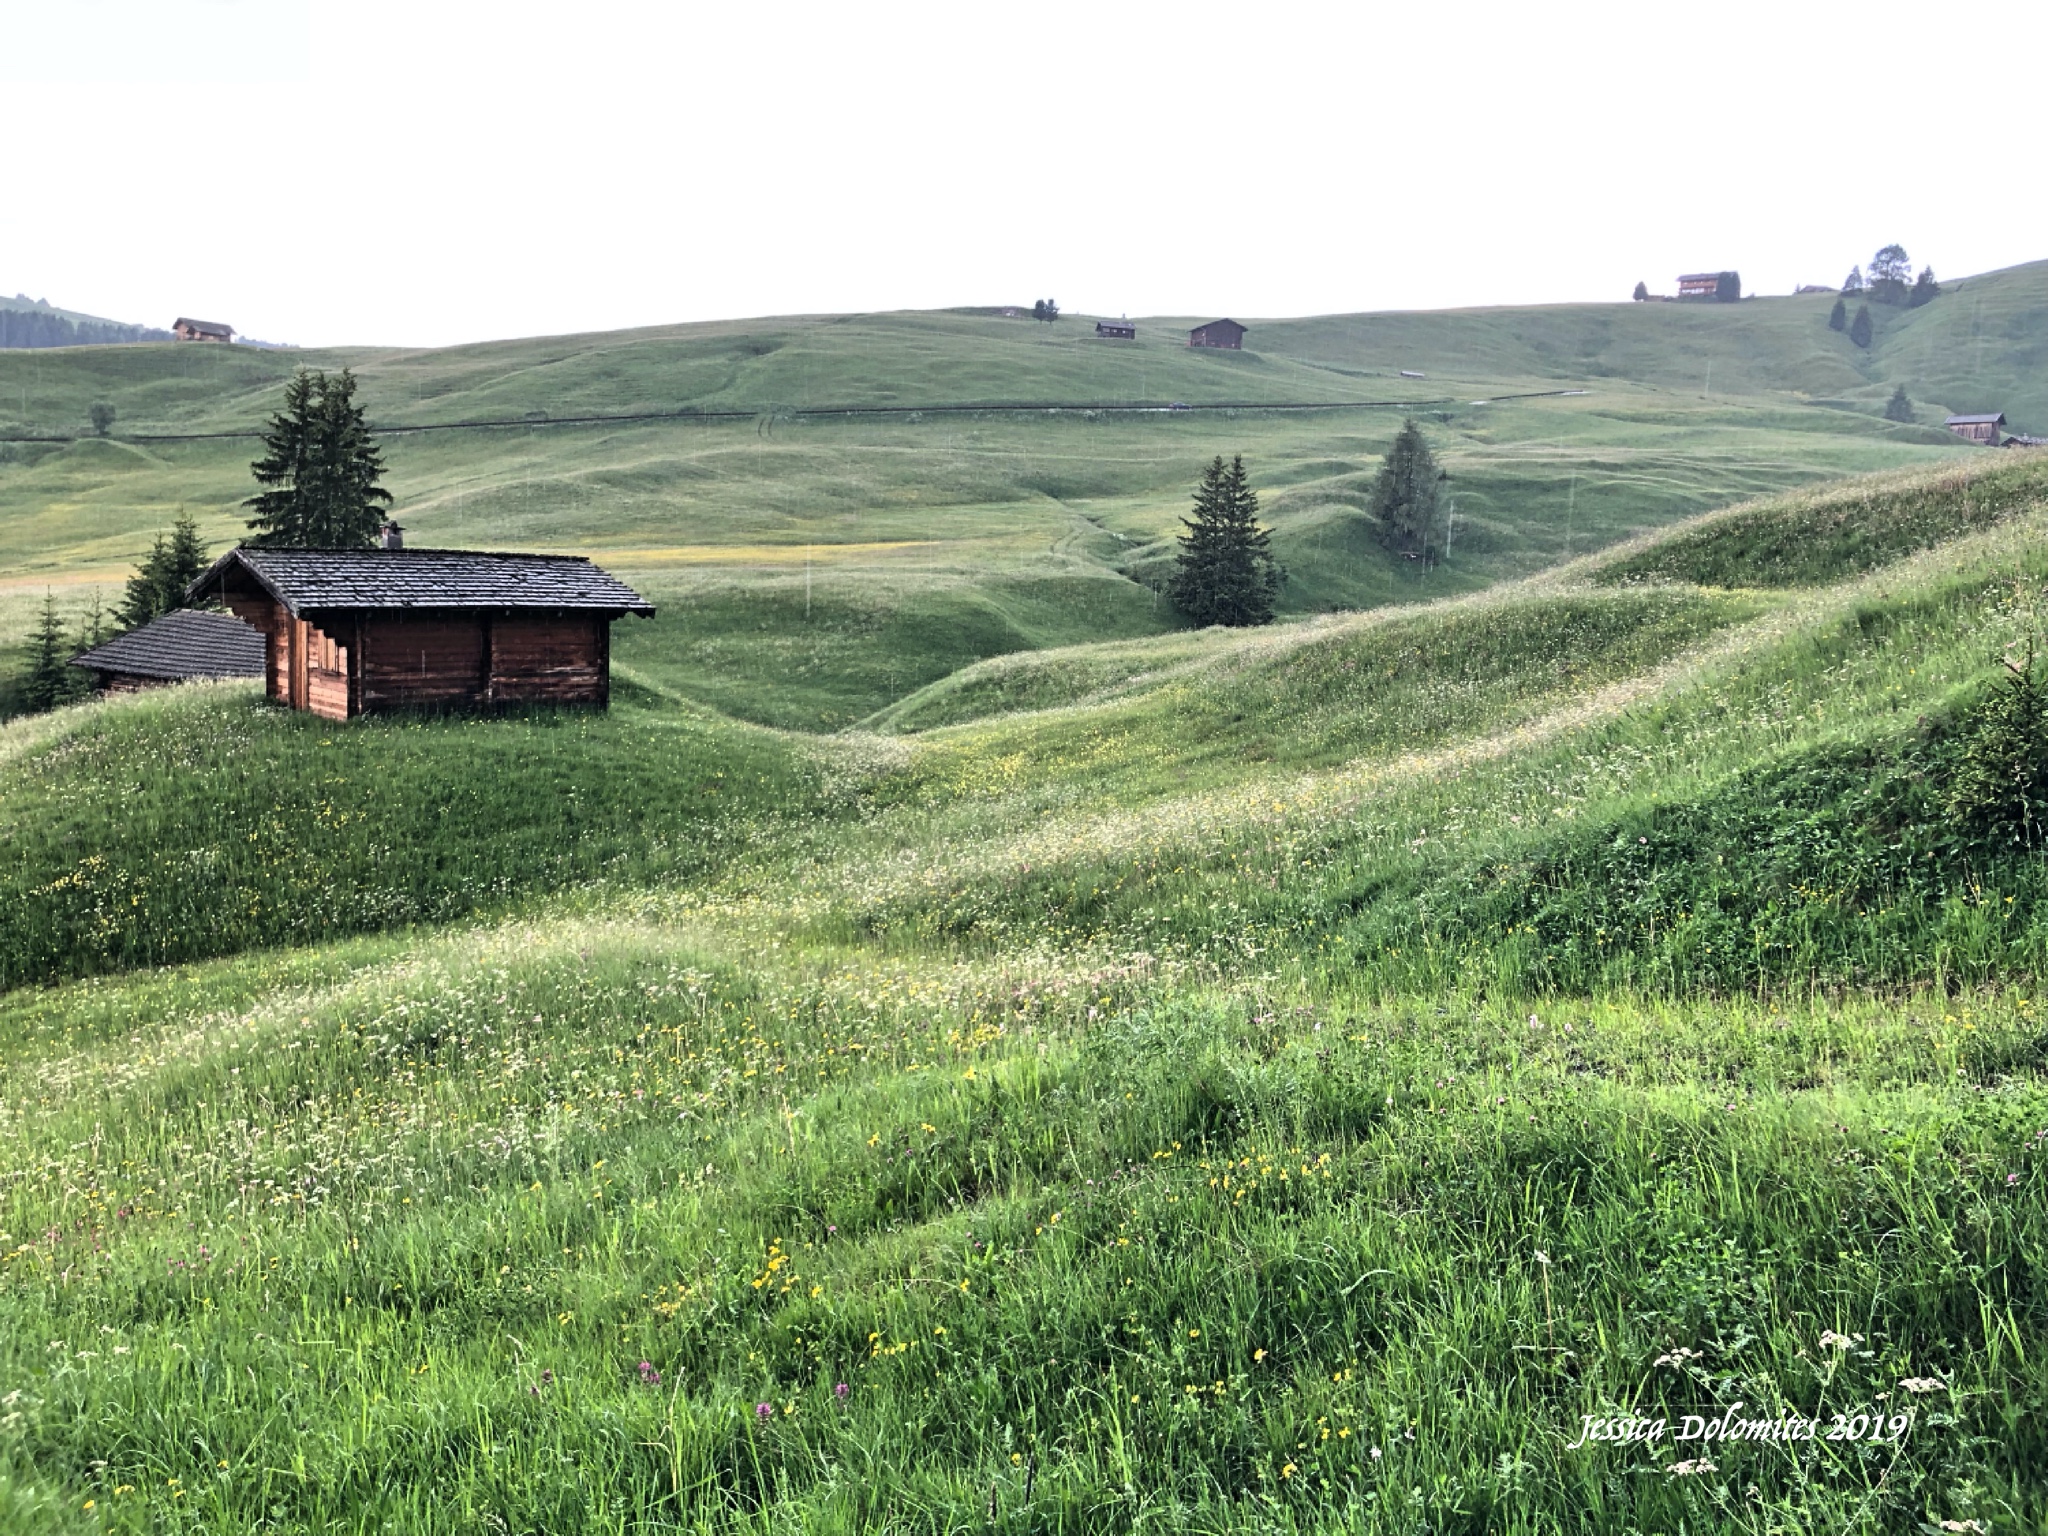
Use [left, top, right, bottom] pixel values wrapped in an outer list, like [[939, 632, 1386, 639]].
[[1828, 296, 1847, 331], [117, 510, 209, 629], [245, 368, 393, 547], [1842, 266, 1864, 296], [1884, 384, 1914, 422], [1166, 455, 1282, 627], [1369, 418, 1447, 563], [21, 591, 76, 713], [1632, 281, 1649, 301], [1909, 267, 1940, 308], [1849, 305, 1874, 349]]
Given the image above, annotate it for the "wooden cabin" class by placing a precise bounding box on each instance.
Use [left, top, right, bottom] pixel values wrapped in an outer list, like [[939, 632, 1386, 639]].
[[68, 608, 265, 693], [172, 317, 234, 342], [1095, 318, 1136, 340], [1189, 319, 1246, 349], [184, 543, 654, 720], [1676, 274, 1721, 299], [1946, 412, 2006, 446]]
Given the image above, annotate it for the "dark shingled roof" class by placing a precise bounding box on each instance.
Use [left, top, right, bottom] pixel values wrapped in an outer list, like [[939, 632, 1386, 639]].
[[173, 316, 234, 337], [70, 608, 265, 682], [1946, 412, 2007, 426], [187, 547, 656, 616]]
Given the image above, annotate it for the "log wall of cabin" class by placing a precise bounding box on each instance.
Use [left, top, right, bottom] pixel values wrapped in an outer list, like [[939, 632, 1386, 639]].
[[356, 613, 489, 710], [487, 614, 608, 704]]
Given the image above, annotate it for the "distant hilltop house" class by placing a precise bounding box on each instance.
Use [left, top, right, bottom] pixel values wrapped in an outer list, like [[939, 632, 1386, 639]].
[[69, 608, 264, 693], [1189, 319, 1246, 350], [172, 317, 234, 342], [1946, 412, 2006, 446], [1794, 284, 1837, 295], [1095, 318, 1136, 340], [1677, 272, 1741, 302], [184, 527, 655, 720]]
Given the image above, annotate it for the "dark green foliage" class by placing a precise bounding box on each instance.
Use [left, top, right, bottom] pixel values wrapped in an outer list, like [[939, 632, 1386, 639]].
[[87, 400, 115, 436], [1910, 266, 1941, 308], [1828, 296, 1847, 331], [117, 509, 209, 629], [1632, 280, 1649, 301], [0, 305, 167, 348], [1849, 304, 1873, 348], [1167, 455, 1282, 627], [1884, 384, 1914, 423], [1368, 417, 1446, 562], [18, 592, 79, 713], [1597, 455, 2046, 588], [1946, 639, 2048, 848], [1031, 299, 1060, 323], [1868, 244, 1911, 305], [1715, 270, 1741, 302], [1842, 264, 1864, 295], [244, 368, 394, 547]]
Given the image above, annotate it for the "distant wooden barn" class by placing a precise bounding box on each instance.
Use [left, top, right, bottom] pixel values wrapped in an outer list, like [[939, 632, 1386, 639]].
[[1946, 412, 2006, 446], [1189, 319, 1246, 349], [185, 542, 654, 720], [68, 608, 265, 693], [1095, 319, 1136, 340], [172, 317, 234, 342]]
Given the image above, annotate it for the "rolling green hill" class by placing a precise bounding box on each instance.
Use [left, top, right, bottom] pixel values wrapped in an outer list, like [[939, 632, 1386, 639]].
[[4, 271, 2048, 1533], [12, 263, 2047, 724]]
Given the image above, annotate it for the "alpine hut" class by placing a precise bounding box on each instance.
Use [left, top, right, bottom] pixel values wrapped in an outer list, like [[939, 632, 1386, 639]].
[[1945, 412, 2006, 446], [172, 317, 235, 342], [68, 608, 266, 693], [184, 535, 654, 719], [1188, 319, 1247, 349]]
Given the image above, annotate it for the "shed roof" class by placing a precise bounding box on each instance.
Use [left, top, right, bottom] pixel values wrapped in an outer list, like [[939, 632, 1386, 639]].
[[187, 547, 656, 616], [173, 316, 234, 336], [1191, 317, 1246, 333], [1946, 413, 2007, 426], [69, 607, 265, 681]]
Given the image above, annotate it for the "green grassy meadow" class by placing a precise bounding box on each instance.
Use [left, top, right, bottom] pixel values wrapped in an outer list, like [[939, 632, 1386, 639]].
[[3, 277, 2048, 1533]]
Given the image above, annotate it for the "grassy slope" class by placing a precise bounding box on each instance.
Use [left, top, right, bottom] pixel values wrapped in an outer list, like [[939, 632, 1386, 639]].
[[2, 455, 2047, 1533], [9, 267, 2042, 722]]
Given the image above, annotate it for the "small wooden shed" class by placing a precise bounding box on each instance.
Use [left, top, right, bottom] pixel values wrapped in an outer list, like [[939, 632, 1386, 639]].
[[185, 546, 655, 720], [1095, 319, 1136, 340], [69, 608, 265, 693], [1945, 412, 2006, 446], [1189, 319, 1246, 349], [172, 317, 234, 342]]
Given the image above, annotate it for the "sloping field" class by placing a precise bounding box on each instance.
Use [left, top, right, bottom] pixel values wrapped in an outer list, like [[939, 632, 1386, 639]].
[[2, 451, 2046, 1532]]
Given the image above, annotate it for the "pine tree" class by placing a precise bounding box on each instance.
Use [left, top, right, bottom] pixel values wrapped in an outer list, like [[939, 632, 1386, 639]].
[[116, 510, 209, 629], [1828, 296, 1847, 331], [1909, 267, 1940, 308], [1632, 281, 1649, 302], [1842, 266, 1865, 296], [245, 368, 393, 547], [1849, 305, 1874, 349], [1884, 384, 1914, 422], [1166, 455, 1282, 627], [1369, 418, 1447, 562], [21, 591, 77, 713]]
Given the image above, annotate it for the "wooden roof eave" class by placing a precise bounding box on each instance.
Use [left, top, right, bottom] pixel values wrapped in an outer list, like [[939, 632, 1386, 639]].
[[187, 548, 304, 616]]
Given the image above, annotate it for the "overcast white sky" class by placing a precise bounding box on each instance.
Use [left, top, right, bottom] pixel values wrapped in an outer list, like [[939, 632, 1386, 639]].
[[0, 0, 2035, 348]]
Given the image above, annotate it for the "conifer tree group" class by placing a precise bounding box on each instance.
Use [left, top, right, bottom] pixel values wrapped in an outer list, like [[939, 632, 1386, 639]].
[[244, 368, 393, 547], [1369, 418, 1448, 563], [118, 510, 208, 630], [1166, 455, 1282, 627], [19, 592, 85, 713]]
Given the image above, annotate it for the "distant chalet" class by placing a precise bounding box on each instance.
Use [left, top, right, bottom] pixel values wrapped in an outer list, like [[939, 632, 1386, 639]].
[[172, 317, 234, 342], [1946, 412, 2006, 446], [185, 541, 654, 720], [69, 608, 265, 693], [1676, 272, 1740, 303], [1189, 319, 1246, 350], [1095, 319, 1136, 340]]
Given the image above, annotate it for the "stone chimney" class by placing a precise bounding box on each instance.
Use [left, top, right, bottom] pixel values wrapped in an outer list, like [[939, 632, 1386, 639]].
[[379, 521, 405, 551]]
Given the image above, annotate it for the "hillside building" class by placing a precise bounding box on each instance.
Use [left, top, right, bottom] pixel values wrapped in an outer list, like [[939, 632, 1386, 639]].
[[1677, 272, 1741, 302], [1095, 319, 1136, 340], [184, 537, 654, 720], [172, 317, 234, 342], [1189, 319, 1246, 349], [1946, 412, 2006, 446], [68, 608, 265, 693]]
